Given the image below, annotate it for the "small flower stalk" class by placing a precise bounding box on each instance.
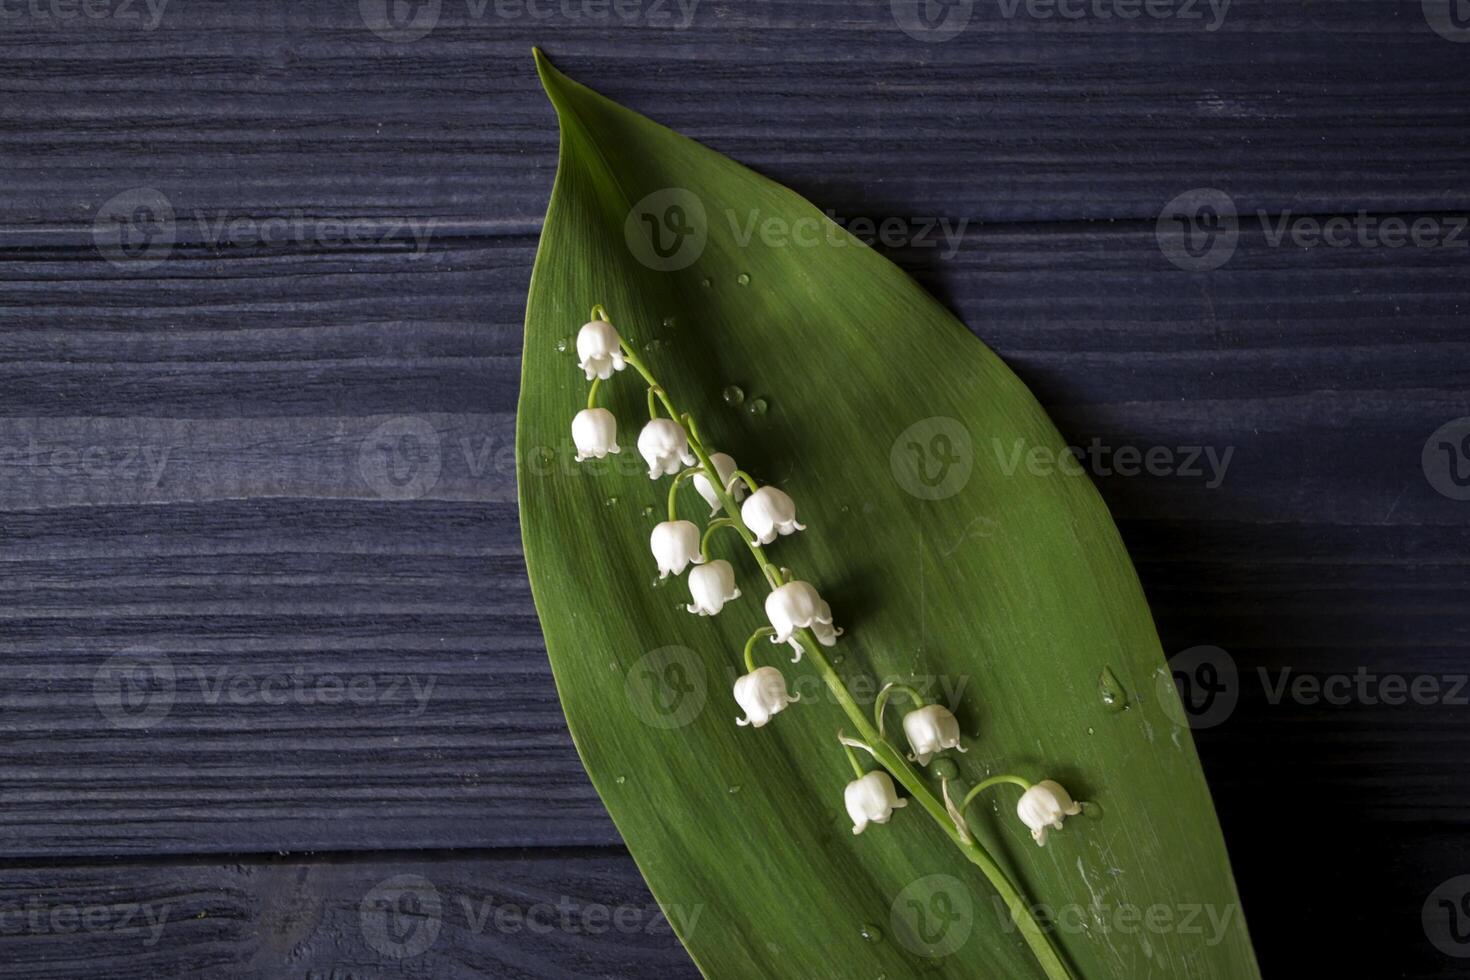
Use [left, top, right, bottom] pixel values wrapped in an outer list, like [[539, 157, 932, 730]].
[[564, 304, 1088, 980]]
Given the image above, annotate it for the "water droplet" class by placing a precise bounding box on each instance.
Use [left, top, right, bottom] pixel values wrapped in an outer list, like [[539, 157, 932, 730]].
[[1099, 667, 1130, 712], [747, 397, 768, 415], [1081, 801, 1103, 819], [662, 316, 676, 329], [605, 496, 618, 507], [615, 775, 627, 785], [930, 757, 959, 781], [641, 505, 654, 518], [555, 337, 569, 353], [831, 653, 846, 666], [722, 385, 745, 406], [860, 924, 883, 943], [700, 277, 712, 288], [736, 273, 751, 286], [728, 784, 741, 794], [1087, 726, 1095, 735]]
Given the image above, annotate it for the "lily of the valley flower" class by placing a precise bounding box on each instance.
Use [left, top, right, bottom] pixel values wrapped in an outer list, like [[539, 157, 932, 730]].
[[576, 319, 626, 381], [845, 771, 907, 835], [765, 580, 842, 659], [687, 559, 740, 616], [1016, 780, 1082, 846], [693, 452, 746, 516], [902, 704, 967, 766], [571, 408, 620, 461], [733, 666, 799, 727], [741, 486, 806, 544], [637, 418, 696, 479], [650, 520, 703, 579]]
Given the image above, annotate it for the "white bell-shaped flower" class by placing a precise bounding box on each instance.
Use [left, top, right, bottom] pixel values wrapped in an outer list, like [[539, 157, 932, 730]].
[[845, 771, 907, 835], [693, 452, 746, 516], [637, 418, 696, 480], [902, 704, 966, 766], [571, 408, 620, 461], [740, 486, 806, 544], [575, 319, 625, 381], [733, 666, 799, 728], [686, 560, 741, 616], [765, 580, 840, 659], [1016, 779, 1082, 846], [649, 520, 703, 579]]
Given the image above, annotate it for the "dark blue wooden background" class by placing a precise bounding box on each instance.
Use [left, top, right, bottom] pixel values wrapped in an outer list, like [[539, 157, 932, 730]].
[[1, 0, 1468, 977]]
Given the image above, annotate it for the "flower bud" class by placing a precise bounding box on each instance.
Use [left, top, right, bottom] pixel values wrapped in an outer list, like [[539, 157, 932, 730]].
[[571, 408, 620, 461], [844, 771, 907, 835], [733, 666, 799, 728]]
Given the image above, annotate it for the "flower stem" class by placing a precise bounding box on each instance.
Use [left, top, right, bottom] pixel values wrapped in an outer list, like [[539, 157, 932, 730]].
[[874, 681, 927, 737], [587, 378, 603, 410], [613, 325, 1073, 980], [742, 626, 775, 673], [702, 518, 742, 561], [961, 774, 1034, 812]]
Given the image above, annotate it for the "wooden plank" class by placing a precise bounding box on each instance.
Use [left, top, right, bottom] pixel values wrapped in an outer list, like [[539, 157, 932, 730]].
[[0, 825, 1465, 979], [0, 849, 698, 979], [0, 2, 1467, 232], [0, 222, 1465, 854]]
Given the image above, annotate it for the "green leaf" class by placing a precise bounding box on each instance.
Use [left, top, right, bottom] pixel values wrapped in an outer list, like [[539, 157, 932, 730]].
[[518, 49, 1260, 980]]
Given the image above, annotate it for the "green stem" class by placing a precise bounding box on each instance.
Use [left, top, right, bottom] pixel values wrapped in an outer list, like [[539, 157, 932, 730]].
[[839, 736, 868, 779], [730, 468, 760, 493], [647, 386, 660, 421], [742, 627, 775, 673], [874, 681, 927, 738], [702, 518, 742, 562], [613, 324, 1073, 980], [587, 378, 603, 410], [960, 775, 1034, 813], [667, 468, 698, 524]]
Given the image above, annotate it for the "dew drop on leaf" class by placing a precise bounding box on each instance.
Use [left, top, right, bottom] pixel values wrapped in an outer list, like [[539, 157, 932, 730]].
[[929, 758, 958, 781], [605, 496, 618, 507], [700, 277, 711, 288], [860, 923, 883, 943], [555, 337, 569, 353], [642, 505, 654, 517], [662, 316, 676, 329], [736, 273, 751, 286], [728, 784, 741, 794], [1099, 666, 1130, 712], [747, 397, 768, 415], [722, 385, 745, 406], [615, 775, 627, 785]]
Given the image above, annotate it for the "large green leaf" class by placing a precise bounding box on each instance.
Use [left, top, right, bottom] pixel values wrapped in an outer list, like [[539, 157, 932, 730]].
[[518, 50, 1259, 980]]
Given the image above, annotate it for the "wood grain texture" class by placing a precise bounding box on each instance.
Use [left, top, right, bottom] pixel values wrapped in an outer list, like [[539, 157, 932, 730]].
[[0, 849, 697, 979], [0, 0, 1467, 976]]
